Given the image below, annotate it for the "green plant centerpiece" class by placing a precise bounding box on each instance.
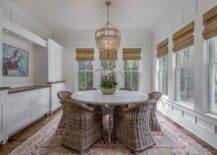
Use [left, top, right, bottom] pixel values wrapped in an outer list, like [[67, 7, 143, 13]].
[[101, 80, 118, 95], [100, 68, 118, 95]]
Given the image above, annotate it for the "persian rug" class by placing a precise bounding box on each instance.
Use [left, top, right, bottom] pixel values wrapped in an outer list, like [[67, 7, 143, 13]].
[[10, 112, 212, 155]]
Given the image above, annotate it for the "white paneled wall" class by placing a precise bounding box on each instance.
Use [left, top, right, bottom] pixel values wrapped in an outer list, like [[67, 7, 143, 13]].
[[153, 0, 217, 149], [62, 30, 153, 93], [48, 39, 64, 83], [2, 34, 34, 87], [0, 0, 54, 40]]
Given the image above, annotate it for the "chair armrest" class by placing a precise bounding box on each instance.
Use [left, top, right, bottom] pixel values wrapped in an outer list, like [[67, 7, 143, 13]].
[[75, 101, 95, 111], [121, 103, 142, 112], [121, 100, 157, 112]]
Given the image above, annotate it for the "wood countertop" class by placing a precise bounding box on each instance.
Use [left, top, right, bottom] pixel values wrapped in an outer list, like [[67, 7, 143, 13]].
[[8, 85, 50, 94], [0, 87, 10, 90]]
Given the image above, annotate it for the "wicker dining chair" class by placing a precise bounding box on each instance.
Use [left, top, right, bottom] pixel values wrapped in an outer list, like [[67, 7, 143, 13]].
[[57, 91, 73, 126], [113, 100, 156, 152], [61, 99, 103, 153], [148, 92, 162, 131]]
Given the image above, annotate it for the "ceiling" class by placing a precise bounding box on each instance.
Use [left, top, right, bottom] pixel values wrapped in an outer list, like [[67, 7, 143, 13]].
[[14, 0, 178, 33]]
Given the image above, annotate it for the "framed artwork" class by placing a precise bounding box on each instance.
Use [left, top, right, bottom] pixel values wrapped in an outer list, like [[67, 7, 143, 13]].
[[3, 44, 29, 76]]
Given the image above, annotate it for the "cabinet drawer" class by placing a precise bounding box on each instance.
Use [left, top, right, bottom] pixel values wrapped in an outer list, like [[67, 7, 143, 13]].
[[7, 113, 31, 135], [5, 100, 31, 121]]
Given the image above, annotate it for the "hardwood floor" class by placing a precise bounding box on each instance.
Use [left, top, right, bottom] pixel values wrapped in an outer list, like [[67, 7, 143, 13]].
[[0, 111, 60, 155], [0, 109, 217, 155]]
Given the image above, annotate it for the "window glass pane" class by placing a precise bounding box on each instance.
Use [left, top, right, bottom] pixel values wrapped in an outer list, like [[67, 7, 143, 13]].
[[78, 72, 86, 91], [78, 61, 85, 70], [158, 55, 168, 95], [176, 46, 194, 105], [124, 71, 131, 89], [86, 72, 93, 89], [215, 38, 217, 62], [163, 70, 168, 95], [132, 71, 139, 91], [186, 66, 194, 103], [124, 60, 140, 91], [101, 60, 116, 82], [109, 60, 116, 70], [85, 61, 93, 70], [213, 65, 217, 112], [101, 61, 108, 70], [209, 37, 217, 113], [78, 60, 93, 91]]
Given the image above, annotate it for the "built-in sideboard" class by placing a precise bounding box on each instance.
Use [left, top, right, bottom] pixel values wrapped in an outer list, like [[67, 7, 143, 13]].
[[0, 81, 66, 144]]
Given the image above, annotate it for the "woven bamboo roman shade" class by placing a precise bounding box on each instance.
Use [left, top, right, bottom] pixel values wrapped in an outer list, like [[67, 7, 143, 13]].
[[203, 5, 217, 40], [76, 48, 94, 61], [123, 48, 141, 60], [157, 38, 168, 58], [99, 51, 117, 60], [172, 22, 194, 52]]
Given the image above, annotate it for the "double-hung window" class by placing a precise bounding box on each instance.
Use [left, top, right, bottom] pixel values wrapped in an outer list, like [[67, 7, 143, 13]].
[[123, 48, 141, 91], [76, 48, 94, 91], [208, 37, 217, 113], [172, 22, 194, 106], [203, 6, 217, 113], [77, 61, 93, 91], [157, 39, 169, 95], [175, 46, 194, 105], [124, 60, 140, 91], [158, 55, 168, 95]]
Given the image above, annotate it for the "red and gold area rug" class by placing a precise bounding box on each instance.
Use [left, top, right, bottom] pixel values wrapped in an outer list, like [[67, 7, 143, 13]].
[[10, 112, 212, 155]]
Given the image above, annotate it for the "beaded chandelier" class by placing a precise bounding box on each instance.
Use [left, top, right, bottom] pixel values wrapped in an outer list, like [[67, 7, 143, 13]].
[[95, 0, 121, 55]]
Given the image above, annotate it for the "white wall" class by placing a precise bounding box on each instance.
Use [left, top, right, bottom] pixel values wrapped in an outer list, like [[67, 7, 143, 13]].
[[0, 0, 60, 88], [62, 30, 153, 93], [0, 0, 56, 40], [48, 39, 64, 83], [2, 33, 34, 87], [33, 45, 48, 85], [153, 0, 217, 149]]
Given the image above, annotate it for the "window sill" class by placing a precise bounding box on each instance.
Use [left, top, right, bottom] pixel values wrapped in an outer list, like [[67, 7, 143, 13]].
[[161, 97, 194, 111], [204, 113, 217, 120], [162, 95, 168, 100]]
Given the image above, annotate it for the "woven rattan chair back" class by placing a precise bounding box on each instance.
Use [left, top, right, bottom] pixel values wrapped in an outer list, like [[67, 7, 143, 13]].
[[114, 100, 156, 152], [148, 91, 162, 100], [57, 91, 72, 100], [61, 99, 102, 152]]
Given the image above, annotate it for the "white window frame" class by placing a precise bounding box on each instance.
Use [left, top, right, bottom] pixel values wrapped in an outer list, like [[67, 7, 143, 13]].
[[175, 46, 194, 106], [124, 60, 141, 91], [158, 55, 168, 96], [208, 37, 217, 114], [77, 60, 93, 91]]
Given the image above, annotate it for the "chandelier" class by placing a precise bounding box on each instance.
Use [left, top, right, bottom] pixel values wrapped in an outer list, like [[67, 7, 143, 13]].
[[95, 0, 121, 55]]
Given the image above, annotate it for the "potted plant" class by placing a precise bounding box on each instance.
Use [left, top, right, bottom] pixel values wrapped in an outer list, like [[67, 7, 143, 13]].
[[101, 80, 118, 95]]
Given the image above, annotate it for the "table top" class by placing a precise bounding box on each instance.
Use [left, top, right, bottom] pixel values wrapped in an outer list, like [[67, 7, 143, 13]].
[[71, 90, 148, 105]]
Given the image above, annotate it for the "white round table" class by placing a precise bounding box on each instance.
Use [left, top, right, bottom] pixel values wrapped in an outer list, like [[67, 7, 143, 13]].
[[71, 90, 148, 105], [71, 90, 148, 143]]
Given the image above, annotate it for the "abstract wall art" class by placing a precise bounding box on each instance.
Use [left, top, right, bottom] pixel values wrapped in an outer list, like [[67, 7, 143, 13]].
[[3, 44, 28, 76]]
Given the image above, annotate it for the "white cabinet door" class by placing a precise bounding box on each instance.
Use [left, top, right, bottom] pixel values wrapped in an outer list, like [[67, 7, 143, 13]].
[[4, 99, 31, 135], [31, 88, 49, 120], [51, 83, 65, 112]]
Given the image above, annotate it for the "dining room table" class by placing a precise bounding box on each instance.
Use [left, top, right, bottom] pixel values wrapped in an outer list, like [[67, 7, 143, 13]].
[[71, 90, 148, 143]]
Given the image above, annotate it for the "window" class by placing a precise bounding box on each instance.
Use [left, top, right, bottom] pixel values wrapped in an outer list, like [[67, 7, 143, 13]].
[[124, 60, 140, 91], [175, 46, 194, 105], [77, 61, 93, 91], [101, 60, 116, 81], [158, 55, 168, 95], [208, 37, 217, 113]]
